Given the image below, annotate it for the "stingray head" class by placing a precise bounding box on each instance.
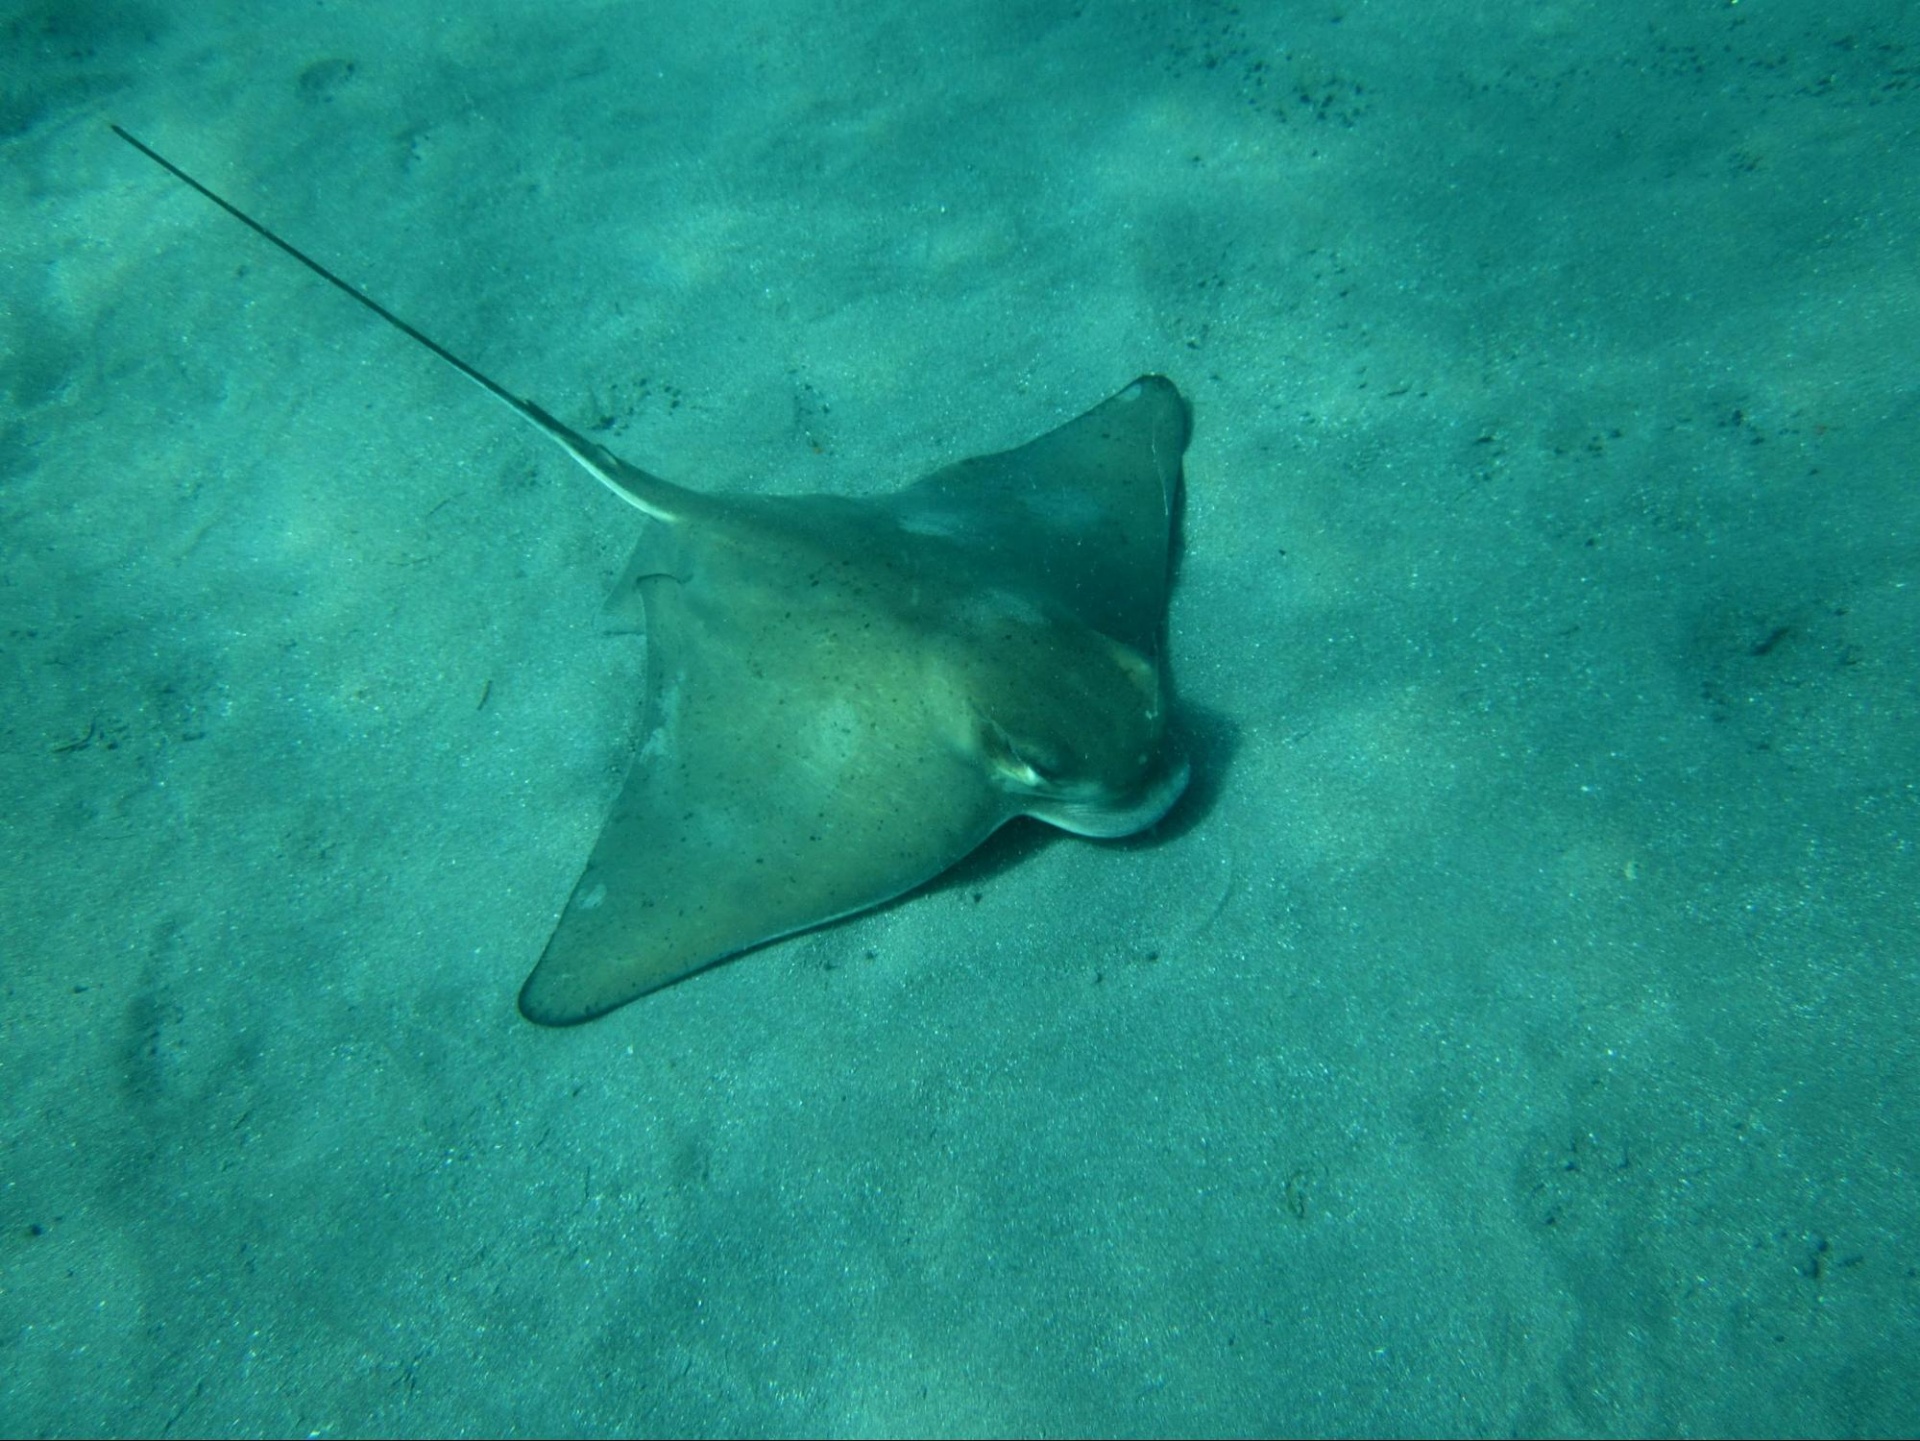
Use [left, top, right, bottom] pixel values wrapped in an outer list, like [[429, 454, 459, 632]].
[[957, 594, 1188, 838]]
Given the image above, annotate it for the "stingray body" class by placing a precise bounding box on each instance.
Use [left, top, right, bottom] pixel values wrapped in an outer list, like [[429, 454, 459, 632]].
[[114, 128, 1191, 1024]]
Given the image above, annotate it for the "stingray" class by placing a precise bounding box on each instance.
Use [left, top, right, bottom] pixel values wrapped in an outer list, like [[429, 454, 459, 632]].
[[114, 127, 1192, 1024]]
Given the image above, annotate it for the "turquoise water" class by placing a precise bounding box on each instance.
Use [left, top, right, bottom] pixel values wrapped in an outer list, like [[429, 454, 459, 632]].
[[3, 1, 1917, 1434]]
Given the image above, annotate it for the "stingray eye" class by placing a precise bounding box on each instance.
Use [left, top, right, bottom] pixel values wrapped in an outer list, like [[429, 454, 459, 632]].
[[979, 718, 1058, 790]]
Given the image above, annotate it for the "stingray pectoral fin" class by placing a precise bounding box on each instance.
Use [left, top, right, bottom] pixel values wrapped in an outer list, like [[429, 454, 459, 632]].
[[519, 568, 1009, 1026], [887, 375, 1188, 652], [520, 714, 1004, 1024]]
